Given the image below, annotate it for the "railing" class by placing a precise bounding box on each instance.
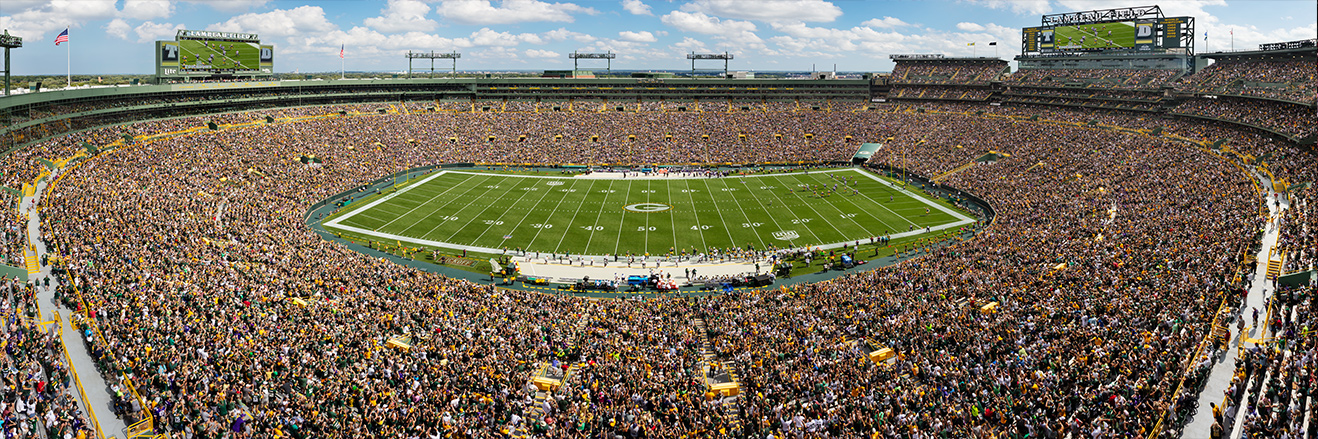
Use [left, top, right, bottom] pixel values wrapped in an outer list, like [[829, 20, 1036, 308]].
[[56, 311, 105, 439]]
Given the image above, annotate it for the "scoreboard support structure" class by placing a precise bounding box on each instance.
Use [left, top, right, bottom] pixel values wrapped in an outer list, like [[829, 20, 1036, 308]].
[[407, 51, 461, 78], [0, 30, 21, 96]]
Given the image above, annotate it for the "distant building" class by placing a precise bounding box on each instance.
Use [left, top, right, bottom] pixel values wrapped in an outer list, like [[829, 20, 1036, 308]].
[[542, 70, 596, 78], [725, 71, 755, 79]]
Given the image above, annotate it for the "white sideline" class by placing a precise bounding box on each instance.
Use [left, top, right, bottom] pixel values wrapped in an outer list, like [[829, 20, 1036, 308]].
[[323, 168, 977, 259]]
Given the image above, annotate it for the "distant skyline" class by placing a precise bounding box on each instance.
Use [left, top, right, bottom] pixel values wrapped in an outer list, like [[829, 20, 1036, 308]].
[[1, 0, 1314, 75]]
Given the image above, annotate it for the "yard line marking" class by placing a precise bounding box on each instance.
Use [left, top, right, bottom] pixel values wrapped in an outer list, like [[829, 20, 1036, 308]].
[[324, 170, 461, 228], [775, 175, 857, 243], [698, 179, 739, 248], [581, 180, 616, 254], [524, 179, 584, 252], [850, 168, 974, 224], [668, 180, 678, 252], [466, 175, 545, 246], [494, 175, 563, 249], [407, 175, 505, 239], [643, 180, 651, 254], [612, 179, 632, 257], [712, 179, 767, 250], [552, 180, 596, 254], [789, 173, 882, 235], [743, 175, 815, 247], [682, 180, 708, 251], [380, 173, 487, 233]]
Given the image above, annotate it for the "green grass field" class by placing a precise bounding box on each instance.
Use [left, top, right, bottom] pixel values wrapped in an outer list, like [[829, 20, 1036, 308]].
[[1054, 22, 1136, 50], [180, 40, 260, 71], [324, 168, 975, 257]]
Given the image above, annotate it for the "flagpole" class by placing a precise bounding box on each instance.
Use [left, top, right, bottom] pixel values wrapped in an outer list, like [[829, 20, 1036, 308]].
[[66, 25, 71, 88]]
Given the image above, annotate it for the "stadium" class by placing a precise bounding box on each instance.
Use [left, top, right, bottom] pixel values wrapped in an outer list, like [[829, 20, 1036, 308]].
[[0, 4, 1315, 439]]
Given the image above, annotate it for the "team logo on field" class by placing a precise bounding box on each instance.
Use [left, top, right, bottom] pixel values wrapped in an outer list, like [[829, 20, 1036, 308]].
[[546, 181, 564, 186], [772, 231, 799, 240], [624, 203, 672, 213]]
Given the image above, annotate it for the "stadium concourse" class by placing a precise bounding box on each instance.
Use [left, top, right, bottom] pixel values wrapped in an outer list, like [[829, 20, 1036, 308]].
[[0, 54, 1314, 439]]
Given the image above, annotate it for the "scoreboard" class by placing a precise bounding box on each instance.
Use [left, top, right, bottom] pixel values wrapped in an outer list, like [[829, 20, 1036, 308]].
[[1021, 7, 1194, 55], [156, 30, 273, 80]]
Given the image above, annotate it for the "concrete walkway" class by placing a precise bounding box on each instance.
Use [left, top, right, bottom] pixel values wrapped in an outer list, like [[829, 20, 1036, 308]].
[[22, 173, 129, 439], [1181, 170, 1289, 438]]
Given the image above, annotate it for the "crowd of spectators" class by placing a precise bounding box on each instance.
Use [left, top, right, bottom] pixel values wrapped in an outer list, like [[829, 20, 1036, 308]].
[[1176, 57, 1315, 103], [891, 62, 1007, 86], [1210, 287, 1315, 439], [1170, 97, 1318, 139], [891, 86, 992, 101], [1005, 68, 1180, 90], [1, 277, 97, 439], [15, 102, 1297, 439]]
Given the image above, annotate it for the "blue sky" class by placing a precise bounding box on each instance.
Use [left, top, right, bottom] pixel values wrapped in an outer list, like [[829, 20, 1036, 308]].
[[1, 0, 1313, 74]]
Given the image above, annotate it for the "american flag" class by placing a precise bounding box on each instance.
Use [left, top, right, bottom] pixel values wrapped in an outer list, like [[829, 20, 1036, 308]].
[[339, 44, 344, 59], [54, 28, 69, 46]]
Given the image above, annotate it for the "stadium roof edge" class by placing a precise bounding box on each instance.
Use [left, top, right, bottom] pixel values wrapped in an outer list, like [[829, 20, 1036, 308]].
[[1198, 46, 1317, 59]]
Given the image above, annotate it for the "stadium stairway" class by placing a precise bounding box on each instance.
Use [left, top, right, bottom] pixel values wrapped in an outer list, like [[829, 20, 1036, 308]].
[[24, 246, 40, 275], [693, 318, 744, 435], [511, 315, 589, 438], [1181, 169, 1291, 439], [20, 177, 129, 438], [932, 161, 975, 183]]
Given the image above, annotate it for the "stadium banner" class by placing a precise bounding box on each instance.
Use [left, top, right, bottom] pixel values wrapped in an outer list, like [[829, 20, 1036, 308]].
[[156, 41, 180, 77], [1135, 21, 1156, 51], [1159, 17, 1186, 48], [259, 45, 274, 73]]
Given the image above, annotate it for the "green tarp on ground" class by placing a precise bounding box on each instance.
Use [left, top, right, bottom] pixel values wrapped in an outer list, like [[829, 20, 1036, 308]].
[[854, 143, 882, 161]]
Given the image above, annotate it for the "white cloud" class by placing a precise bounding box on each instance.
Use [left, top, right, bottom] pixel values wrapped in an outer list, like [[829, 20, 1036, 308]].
[[662, 11, 758, 38], [965, 0, 1051, 15], [525, 49, 559, 58], [183, 0, 272, 13], [207, 6, 336, 38], [434, 0, 599, 25], [470, 27, 545, 46], [104, 19, 132, 40], [618, 30, 657, 42], [680, 0, 842, 22], [543, 27, 596, 43], [671, 37, 709, 53], [364, 0, 438, 33], [0, 1, 118, 42], [861, 17, 911, 29], [122, 0, 173, 20], [621, 0, 653, 16], [133, 21, 184, 43]]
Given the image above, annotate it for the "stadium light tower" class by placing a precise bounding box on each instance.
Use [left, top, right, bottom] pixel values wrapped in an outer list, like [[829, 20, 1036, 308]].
[[0, 30, 22, 96], [569, 51, 616, 74], [686, 52, 734, 76], [406, 51, 461, 78]]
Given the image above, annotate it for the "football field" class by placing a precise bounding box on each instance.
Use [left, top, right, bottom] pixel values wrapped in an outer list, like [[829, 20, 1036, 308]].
[[180, 40, 260, 70], [1054, 22, 1136, 50], [324, 168, 975, 257]]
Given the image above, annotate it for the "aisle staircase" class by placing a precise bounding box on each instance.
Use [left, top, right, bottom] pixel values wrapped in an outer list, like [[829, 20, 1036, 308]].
[[693, 318, 744, 435], [932, 161, 975, 183], [24, 247, 40, 276], [511, 315, 590, 439]]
